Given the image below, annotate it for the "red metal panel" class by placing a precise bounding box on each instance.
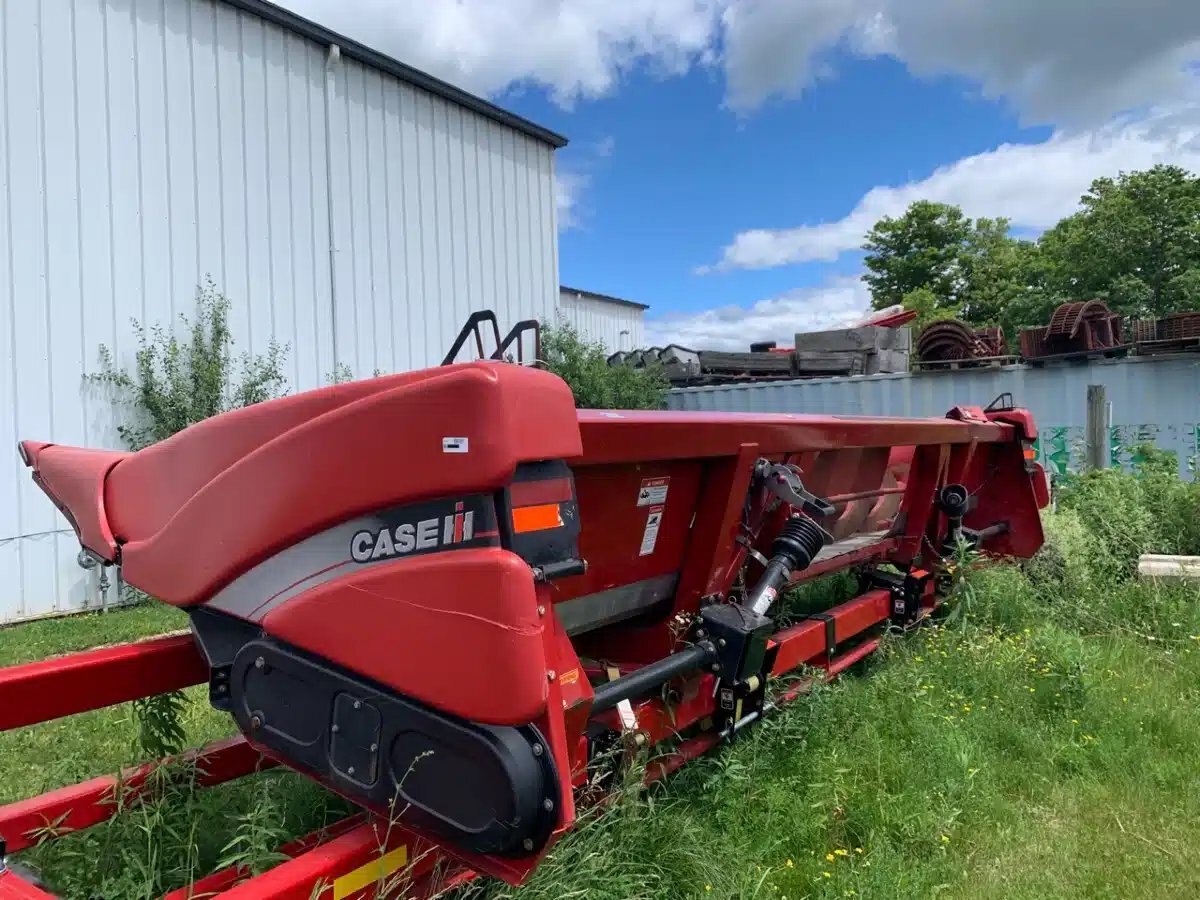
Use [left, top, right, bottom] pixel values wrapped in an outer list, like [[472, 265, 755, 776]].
[[162, 815, 369, 898], [0, 873, 57, 899], [575, 410, 1011, 466], [19, 445, 128, 560], [0, 634, 207, 730], [770, 590, 891, 676], [263, 549, 548, 726], [106, 363, 581, 607], [210, 820, 475, 900], [551, 460, 704, 604], [0, 737, 268, 854]]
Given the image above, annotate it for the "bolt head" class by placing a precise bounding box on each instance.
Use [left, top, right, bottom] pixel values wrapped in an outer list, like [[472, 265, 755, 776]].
[[522, 838, 535, 852], [547, 670, 556, 682], [718, 638, 727, 647], [353, 700, 362, 710], [331, 724, 340, 733], [532, 743, 544, 756], [254, 656, 265, 669], [537, 605, 547, 616], [542, 798, 554, 812], [347, 766, 355, 776]]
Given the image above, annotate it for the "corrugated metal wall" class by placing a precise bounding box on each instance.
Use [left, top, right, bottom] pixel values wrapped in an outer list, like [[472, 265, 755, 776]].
[[0, 0, 559, 622], [330, 56, 559, 376], [669, 356, 1200, 478], [559, 290, 645, 351]]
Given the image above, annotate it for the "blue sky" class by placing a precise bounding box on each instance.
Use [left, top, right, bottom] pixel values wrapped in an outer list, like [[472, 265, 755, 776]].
[[286, 1, 1200, 347], [506, 60, 1052, 312]]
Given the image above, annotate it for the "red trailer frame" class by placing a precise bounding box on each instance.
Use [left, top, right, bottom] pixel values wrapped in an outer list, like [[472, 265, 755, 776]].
[[0, 589, 944, 899]]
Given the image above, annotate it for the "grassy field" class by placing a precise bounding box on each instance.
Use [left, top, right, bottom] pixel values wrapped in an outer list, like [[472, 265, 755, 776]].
[[2, 462, 1199, 898]]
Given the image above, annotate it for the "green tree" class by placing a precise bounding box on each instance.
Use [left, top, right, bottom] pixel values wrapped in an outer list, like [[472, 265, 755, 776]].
[[539, 321, 667, 410], [863, 201, 1046, 329], [862, 201, 973, 313], [1038, 165, 1200, 317]]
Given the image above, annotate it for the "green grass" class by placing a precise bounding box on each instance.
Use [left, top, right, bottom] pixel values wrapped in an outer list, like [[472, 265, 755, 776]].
[[3, 463, 1200, 898]]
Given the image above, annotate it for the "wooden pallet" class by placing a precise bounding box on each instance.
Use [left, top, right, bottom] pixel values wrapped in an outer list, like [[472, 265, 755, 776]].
[[912, 355, 1018, 372]]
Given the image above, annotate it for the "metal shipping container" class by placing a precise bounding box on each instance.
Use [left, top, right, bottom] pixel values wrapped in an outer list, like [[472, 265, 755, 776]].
[[669, 356, 1200, 479]]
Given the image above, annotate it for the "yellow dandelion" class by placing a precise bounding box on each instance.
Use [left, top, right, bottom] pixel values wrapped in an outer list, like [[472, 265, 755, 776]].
[[834, 848, 849, 857], [826, 853, 835, 862], [786, 859, 794, 868], [705, 886, 712, 893], [940, 834, 951, 843], [823, 871, 832, 878], [855, 847, 864, 854]]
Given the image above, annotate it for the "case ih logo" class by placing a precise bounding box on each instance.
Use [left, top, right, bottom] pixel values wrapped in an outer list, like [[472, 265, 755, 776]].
[[350, 502, 475, 563]]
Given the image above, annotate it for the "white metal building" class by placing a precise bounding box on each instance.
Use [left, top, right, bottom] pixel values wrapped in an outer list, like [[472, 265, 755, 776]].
[[0, 0, 567, 622], [558, 286, 648, 352]]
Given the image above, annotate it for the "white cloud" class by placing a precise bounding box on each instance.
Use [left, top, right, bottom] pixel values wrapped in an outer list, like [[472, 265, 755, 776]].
[[555, 171, 588, 231], [645, 276, 871, 349], [283, 1, 1200, 128], [280, 0, 721, 106], [722, 1, 1200, 126], [709, 107, 1200, 270]]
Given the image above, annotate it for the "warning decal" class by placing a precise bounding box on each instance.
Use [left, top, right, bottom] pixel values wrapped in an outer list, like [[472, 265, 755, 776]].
[[637, 476, 670, 507], [639, 506, 664, 556]]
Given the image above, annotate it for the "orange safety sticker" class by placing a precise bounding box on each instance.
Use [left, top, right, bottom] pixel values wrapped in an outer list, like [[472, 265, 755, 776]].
[[512, 502, 563, 533], [558, 668, 580, 686]]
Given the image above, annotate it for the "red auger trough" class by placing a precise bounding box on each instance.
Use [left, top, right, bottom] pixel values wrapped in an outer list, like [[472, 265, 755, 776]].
[[2, 359, 1049, 898]]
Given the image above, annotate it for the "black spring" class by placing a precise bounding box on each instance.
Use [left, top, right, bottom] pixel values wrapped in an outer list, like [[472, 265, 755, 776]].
[[774, 515, 827, 570]]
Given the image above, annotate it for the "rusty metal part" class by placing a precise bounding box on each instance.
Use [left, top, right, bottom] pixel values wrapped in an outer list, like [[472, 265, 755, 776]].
[[1156, 312, 1200, 341]]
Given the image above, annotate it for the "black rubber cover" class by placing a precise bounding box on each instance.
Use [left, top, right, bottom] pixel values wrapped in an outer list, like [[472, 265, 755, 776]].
[[226, 636, 558, 856]]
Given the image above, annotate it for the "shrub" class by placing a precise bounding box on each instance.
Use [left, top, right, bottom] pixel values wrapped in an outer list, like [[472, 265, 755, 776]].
[[1054, 457, 1200, 577], [91, 279, 288, 450], [540, 321, 669, 410]]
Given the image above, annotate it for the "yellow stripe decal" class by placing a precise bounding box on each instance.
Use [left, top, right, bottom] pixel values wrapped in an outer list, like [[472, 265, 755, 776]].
[[333, 845, 409, 899]]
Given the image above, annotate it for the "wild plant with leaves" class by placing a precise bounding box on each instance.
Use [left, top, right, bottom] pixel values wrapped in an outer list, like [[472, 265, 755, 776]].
[[539, 320, 668, 410], [91, 279, 289, 450]]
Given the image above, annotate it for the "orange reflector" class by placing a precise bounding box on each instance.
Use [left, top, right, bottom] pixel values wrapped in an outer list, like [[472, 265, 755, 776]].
[[512, 503, 563, 533], [1023, 447, 1037, 460]]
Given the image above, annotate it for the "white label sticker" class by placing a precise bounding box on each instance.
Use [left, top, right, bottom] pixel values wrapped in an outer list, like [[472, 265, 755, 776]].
[[442, 437, 469, 453], [637, 476, 670, 507], [639, 506, 664, 556]]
